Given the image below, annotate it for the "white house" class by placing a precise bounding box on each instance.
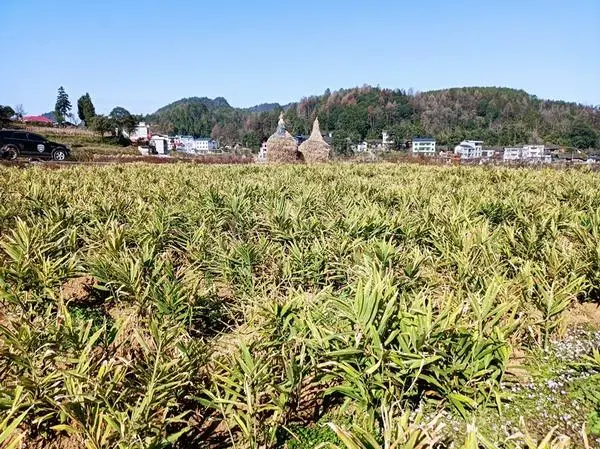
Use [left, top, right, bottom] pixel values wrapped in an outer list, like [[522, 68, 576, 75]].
[[454, 140, 484, 159], [503, 145, 551, 163], [192, 138, 218, 154], [503, 148, 522, 162], [522, 145, 546, 161], [138, 134, 170, 156], [124, 122, 150, 142], [178, 135, 195, 150], [175, 136, 219, 154], [411, 137, 436, 156], [150, 135, 169, 155]]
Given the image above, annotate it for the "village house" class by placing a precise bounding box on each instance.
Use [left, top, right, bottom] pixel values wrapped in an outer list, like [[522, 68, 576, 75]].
[[150, 135, 169, 154], [124, 122, 150, 142], [521, 145, 546, 161], [411, 137, 436, 156], [138, 134, 170, 156], [173, 135, 219, 154], [193, 138, 218, 154], [503, 145, 551, 163], [454, 140, 484, 159], [503, 148, 522, 161]]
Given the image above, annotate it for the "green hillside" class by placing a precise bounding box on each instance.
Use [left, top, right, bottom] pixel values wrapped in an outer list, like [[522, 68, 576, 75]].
[[148, 86, 600, 152]]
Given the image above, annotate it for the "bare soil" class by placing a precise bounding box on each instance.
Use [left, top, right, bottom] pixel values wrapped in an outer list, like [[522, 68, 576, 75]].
[[60, 276, 96, 303], [565, 302, 600, 330]]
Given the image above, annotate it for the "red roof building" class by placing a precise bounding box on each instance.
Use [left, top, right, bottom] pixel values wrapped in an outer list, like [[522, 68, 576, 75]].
[[23, 115, 54, 124]]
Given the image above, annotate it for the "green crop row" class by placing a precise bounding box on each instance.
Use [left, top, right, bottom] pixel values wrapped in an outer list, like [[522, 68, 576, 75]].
[[0, 163, 599, 448]]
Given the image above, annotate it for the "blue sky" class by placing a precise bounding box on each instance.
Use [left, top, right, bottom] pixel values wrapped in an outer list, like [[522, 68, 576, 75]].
[[1, 0, 598, 115]]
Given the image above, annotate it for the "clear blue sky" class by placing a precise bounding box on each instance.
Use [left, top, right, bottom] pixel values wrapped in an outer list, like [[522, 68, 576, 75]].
[[1, 0, 599, 116]]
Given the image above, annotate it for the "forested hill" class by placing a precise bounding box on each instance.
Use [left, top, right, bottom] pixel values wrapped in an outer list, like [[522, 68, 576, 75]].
[[147, 86, 599, 151], [244, 103, 286, 113], [153, 96, 232, 114]]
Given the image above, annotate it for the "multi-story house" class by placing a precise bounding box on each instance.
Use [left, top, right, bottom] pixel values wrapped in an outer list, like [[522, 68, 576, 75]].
[[503, 145, 551, 163], [411, 137, 436, 156], [503, 148, 522, 162], [454, 140, 484, 159], [522, 145, 545, 161], [193, 138, 218, 154], [176, 136, 218, 154], [124, 122, 150, 142]]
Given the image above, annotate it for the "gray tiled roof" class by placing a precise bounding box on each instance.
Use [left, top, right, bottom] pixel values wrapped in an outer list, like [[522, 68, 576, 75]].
[[412, 137, 435, 142]]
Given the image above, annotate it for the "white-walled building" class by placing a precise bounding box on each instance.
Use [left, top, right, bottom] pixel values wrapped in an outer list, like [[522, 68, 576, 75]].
[[454, 140, 484, 159], [193, 138, 218, 153], [411, 137, 436, 156], [124, 122, 150, 142], [503, 145, 550, 163], [175, 136, 219, 154], [503, 148, 522, 162], [522, 145, 545, 160], [175, 135, 194, 149], [150, 135, 169, 154]]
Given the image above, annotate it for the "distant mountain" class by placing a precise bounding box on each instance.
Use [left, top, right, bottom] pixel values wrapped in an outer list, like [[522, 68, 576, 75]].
[[147, 87, 600, 151], [153, 96, 232, 115], [244, 103, 282, 113]]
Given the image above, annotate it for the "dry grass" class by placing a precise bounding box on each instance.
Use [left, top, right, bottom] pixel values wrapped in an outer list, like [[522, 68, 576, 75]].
[[298, 118, 330, 163], [265, 135, 299, 163], [266, 113, 300, 163]]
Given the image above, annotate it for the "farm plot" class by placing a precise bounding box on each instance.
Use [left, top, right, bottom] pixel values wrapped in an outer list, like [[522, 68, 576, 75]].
[[0, 163, 599, 448]]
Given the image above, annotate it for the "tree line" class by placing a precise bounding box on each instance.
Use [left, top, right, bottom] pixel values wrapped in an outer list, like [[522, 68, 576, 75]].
[[5, 85, 599, 153], [146, 86, 599, 154], [2, 87, 139, 141], [56, 87, 139, 139]]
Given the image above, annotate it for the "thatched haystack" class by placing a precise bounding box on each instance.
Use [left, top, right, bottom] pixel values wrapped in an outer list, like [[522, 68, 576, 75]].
[[266, 113, 299, 163], [298, 118, 330, 163]]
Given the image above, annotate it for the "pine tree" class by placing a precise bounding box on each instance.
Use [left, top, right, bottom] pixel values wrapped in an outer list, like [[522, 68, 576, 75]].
[[55, 86, 72, 124], [77, 93, 96, 125]]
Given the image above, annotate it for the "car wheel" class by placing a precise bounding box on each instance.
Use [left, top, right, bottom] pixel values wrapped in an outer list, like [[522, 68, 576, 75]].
[[1, 145, 19, 160], [52, 148, 67, 161]]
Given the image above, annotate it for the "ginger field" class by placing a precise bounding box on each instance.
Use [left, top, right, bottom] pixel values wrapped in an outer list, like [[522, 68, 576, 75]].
[[1, 163, 600, 448]]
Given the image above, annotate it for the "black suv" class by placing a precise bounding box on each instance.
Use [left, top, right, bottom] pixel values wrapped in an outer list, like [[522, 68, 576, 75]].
[[0, 129, 70, 161]]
